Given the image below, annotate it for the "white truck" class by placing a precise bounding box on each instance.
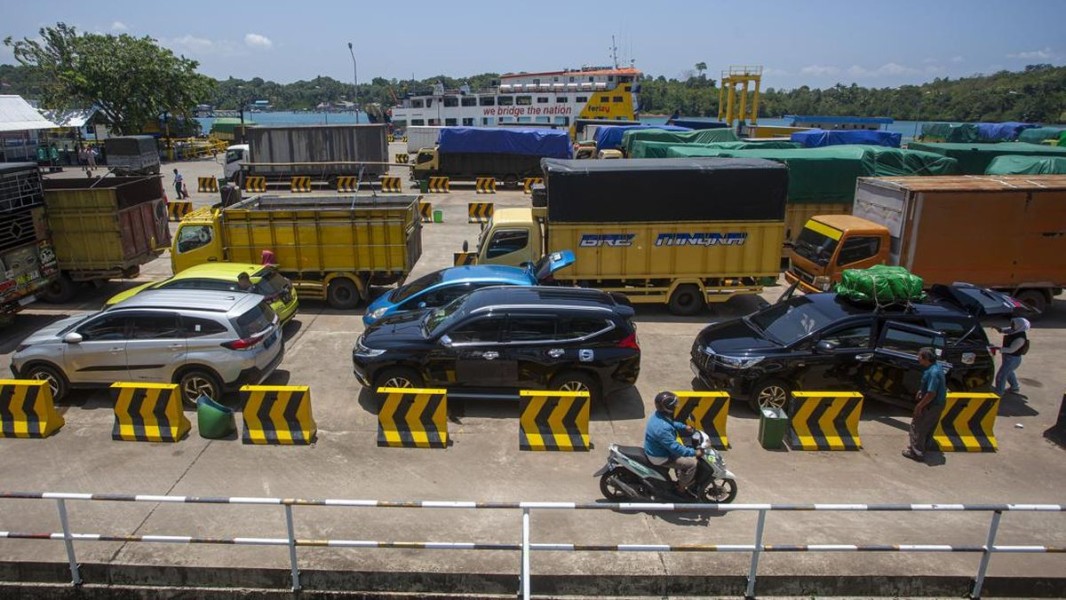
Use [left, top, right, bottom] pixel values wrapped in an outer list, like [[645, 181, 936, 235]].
[[406, 126, 444, 155]]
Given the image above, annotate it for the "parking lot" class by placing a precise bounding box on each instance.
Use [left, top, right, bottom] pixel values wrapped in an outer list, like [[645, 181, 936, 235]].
[[1, 149, 1064, 597]]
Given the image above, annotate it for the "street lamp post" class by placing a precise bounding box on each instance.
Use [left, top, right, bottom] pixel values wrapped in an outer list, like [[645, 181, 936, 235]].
[[348, 42, 359, 123]]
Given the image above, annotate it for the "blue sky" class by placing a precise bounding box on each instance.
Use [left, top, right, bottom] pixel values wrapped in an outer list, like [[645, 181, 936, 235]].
[[2, 0, 1064, 90]]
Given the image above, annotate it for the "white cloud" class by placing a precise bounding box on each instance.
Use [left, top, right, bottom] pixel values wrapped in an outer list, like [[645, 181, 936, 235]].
[[800, 65, 840, 76], [761, 67, 790, 76], [111, 21, 128, 32], [847, 65, 869, 76], [878, 62, 916, 75], [1008, 47, 1052, 60], [171, 34, 216, 53], [949, 55, 964, 63], [244, 33, 273, 49]]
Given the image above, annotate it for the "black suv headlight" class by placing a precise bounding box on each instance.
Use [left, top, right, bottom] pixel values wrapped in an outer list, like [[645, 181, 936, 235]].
[[704, 346, 764, 369], [353, 336, 386, 358]]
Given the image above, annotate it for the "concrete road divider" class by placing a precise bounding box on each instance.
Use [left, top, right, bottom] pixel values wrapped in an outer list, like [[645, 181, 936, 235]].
[[519, 391, 590, 451], [475, 177, 497, 194], [428, 177, 450, 193], [401, 135, 408, 143], [239, 385, 317, 445], [380, 176, 403, 193], [387, 134, 395, 143], [788, 391, 864, 451], [418, 201, 433, 223], [523, 177, 544, 194], [290, 176, 312, 193], [934, 392, 1000, 452], [376, 387, 448, 448], [395, 153, 409, 164], [244, 176, 267, 193], [671, 391, 730, 449], [0, 379, 65, 439], [197, 177, 219, 193], [110, 382, 190, 443], [336, 176, 359, 192], [453, 252, 477, 266], [167, 201, 193, 222], [468, 202, 494, 223]]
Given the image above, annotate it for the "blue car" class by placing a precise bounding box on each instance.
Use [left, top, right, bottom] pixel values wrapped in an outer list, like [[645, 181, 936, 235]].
[[363, 250, 575, 326]]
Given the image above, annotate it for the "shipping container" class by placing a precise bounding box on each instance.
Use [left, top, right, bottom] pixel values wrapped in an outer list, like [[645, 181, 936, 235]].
[[104, 136, 160, 175], [242, 124, 389, 180]]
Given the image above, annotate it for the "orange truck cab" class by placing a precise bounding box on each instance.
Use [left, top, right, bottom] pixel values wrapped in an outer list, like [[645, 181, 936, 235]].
[[784, 214, 889, 293]]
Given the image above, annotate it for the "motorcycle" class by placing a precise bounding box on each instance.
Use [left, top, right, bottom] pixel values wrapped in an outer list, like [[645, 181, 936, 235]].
[[594, 430, 738, 503]]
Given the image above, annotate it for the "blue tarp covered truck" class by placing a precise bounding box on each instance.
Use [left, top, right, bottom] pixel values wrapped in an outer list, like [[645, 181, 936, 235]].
[[411, 127, 572, 187]]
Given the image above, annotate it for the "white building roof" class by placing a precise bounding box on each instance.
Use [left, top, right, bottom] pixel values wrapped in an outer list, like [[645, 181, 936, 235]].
[[40, 107, 97, 128], [0, 95, 59, 132]]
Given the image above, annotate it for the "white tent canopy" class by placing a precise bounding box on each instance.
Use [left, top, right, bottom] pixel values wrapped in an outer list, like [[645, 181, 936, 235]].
[[0, 95, 59, 132]]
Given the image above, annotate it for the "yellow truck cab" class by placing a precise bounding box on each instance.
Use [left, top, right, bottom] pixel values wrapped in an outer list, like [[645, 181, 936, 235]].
[[785, 214, 889, 293]]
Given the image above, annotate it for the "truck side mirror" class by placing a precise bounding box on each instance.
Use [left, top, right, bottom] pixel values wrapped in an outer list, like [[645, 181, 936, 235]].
[[462, 240, 468, 252]]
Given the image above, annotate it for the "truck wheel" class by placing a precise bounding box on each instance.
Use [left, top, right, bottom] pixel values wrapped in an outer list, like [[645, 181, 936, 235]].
[[327, 278, 360, 310], [1015, 289, 1048, 317], [40, 273, 77, 304], [668, 284, 704, 316]]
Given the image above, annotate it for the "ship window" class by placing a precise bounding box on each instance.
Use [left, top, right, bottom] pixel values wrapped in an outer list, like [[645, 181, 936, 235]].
[[569, 76, 575, 82], [443, 97, 459, 107], [537, 97, 548, 104], [535, 116, 550, 123], [461, 97, 477, 107], [428, 119, 440, 126], [482, 118, 491, 125], [598, 97, 609, 103], [554, 117, 569, 125], [412, 99, 424, 108], [612, 96, 624, 103], [445, 118, 457, 126], [426, 98, 433, 107], [498, 96, 514, 106], [411, 119, 425, 126], [556, 96, 568, 103], [608, 76, 615, 81], [479, 96, 495, 106], [533, 79, 540, 85], [576, 96, 587, 103], [517, 96, 532, 106], [518, 117, 531, 123], [588, 76, 594, 82], [462, 118, 474, 126], [499, 117, 515, 123]]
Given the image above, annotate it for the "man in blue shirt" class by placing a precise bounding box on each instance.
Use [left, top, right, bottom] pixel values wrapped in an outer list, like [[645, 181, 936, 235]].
[[644, 391, 702, 493], [903, 347, 947, 462]]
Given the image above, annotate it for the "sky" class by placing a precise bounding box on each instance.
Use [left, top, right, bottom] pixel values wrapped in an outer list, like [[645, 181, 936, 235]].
[[2, 0, 1065, 91]]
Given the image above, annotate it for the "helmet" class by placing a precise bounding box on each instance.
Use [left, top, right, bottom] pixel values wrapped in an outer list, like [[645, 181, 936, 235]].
[[654, 391, 678, 413]]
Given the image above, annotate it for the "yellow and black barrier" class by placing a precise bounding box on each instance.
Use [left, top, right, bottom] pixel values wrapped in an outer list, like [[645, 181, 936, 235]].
[[110, 382, 190, 443], [671, 391, 730, 449], [380, 176, 403, 193], [523, 177, 543, 194], [934, 392, 1000, 452], [395, 153, 409, 164], [787, 391, 864, 451], [0, 379, 65, 438], [428, 177, 450, 193], [468, 202, 494, 223], [519, 391, 590, 451], [167, 201, 193, 222], [387, 134, 395, 143], [336, 176, 359, 192], [197, 177, 219, 193], [401, 135, 408, 143], [475, 177, 497, 194], [418, 201, 433, 223], [376, 387, 448, 448], [453, 252, 477, 266], [240, 385, 317, 445], [290, 176, 313, 193], [244, 176, 267, 193]]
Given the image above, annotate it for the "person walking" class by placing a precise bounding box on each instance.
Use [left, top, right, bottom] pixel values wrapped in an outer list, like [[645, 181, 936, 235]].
[[994, 317, 1030, 396], [903, 347, 946, 462], [86, 145, 97, 171], [173, 168, 186, 199]]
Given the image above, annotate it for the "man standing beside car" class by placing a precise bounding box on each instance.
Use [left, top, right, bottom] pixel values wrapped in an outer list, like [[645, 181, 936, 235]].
[[994, 317, 1030, 397], [903, 347, 946, 462]]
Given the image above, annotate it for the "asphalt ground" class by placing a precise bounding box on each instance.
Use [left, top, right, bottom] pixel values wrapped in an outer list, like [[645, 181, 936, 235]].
[[0, 149, 1063, 598]]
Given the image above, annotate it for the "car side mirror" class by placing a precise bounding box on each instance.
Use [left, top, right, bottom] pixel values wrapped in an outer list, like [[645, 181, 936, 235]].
[[62, 332, 84, 344], [417, 301, 427, 309], [815, 340, 835, 353], [439, 334, 452, 347], [462, 240, 469, 252]]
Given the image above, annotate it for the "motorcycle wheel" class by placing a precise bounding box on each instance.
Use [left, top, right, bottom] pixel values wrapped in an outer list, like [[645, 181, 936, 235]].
[[599, 470, 635, 501], [700, 478, 738, 504]]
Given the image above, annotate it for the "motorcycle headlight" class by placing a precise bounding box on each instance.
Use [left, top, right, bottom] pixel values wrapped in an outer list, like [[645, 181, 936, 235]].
[[716, 354, 764, 369]]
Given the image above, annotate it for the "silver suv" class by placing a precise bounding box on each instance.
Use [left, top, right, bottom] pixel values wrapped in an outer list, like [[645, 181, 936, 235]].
[[10, 290, 284, 405]]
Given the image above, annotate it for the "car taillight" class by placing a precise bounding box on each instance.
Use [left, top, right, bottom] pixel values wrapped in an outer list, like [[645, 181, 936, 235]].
[[618, 332, 639, 350], [222, 334, 265, 350]]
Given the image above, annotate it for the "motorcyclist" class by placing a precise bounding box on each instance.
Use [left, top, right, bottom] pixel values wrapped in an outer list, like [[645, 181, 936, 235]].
[[643, 391, 702, 495]]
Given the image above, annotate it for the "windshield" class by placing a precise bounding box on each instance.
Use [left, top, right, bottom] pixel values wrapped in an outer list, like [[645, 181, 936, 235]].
[[253, 268, 289, 296], [390, 271, 444, 303], [793, 227, 839, 267], [749, 297, 838, 345], [225, 149, 243, 163], [424, 295, 468, 335], [234, 302, 276, 337]]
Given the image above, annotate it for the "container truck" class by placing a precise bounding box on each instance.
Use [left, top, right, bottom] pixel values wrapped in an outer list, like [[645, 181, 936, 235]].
[[461, 158, 787, 314], [785, 175, 1066, 314], [0, 163, 58, 316], [224, 124, 390, 185], [412, 127, 572, 188], [104, 136, 160, 175], [171, 195, 423, 309], [406, 126, 444, 155]]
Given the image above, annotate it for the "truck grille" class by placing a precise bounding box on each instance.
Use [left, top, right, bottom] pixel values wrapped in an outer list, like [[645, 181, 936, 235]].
[[0, 211, 38, 254], [792, 266, 815, 285]]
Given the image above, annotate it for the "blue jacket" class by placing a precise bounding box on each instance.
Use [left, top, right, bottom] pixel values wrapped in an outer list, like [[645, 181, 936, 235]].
[[644, 411, 696, 459]]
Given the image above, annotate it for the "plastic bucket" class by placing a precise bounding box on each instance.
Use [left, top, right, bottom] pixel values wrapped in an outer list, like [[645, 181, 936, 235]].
[[433, 209, 444, 223]]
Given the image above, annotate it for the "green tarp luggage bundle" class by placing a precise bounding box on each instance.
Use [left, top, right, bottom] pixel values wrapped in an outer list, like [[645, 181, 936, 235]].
[[627, 139, 798, 159], [620, 127, 738, 156], [907, 141, 1066, 174], [1017, 126, 1066, 145], [985, 155, 1066, 175], [835, 265, 925, 305]]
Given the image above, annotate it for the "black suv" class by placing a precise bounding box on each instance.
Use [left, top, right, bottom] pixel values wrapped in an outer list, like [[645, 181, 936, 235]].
[[690, 284, 1025, 411], [353, 286, 641, 401]]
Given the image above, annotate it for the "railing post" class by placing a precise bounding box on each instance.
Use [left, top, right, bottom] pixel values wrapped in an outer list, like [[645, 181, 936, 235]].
[[520, 507, 531, 600], [745, 508, 767, 600], [284, 504, 301, 591], [971, 510, 1002, 600], [55, 499, 82, 586]]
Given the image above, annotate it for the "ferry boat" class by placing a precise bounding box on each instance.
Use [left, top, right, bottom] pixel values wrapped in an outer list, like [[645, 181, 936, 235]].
[[389, 64, 642, 135]]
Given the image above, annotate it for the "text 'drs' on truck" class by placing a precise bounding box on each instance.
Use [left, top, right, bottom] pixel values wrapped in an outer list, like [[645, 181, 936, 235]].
[[464, 158, 787, 315], [171, 195, 422, 309]]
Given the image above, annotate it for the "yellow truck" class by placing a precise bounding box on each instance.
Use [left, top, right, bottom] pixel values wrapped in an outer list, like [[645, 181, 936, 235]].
[[463, 158, 787, 315], [172, 195, 423, 309]]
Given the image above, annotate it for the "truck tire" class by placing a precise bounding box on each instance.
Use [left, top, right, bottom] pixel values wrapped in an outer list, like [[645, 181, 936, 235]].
[[1015, 289, 1049, 317], [327, 278, 360, 310], [668, 284, 704, 316], [39, 273, 77, 304]]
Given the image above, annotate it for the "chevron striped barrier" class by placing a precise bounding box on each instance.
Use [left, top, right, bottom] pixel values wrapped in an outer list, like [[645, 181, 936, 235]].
[[110, 382, 190, 443], [239, 385, 317, 445], [453, 252, 477, 266], [475, 177, 497, 194], [336, 176, 359, 192], [519, 391, 590, 451], [167, 201, 193, 222], [387, 134, 395, 143], [197, 177, 219, 193], [380, 176, 403, 193], [401, 135, 408, 143], [290, 176, 312, 193], [428, 177, 450, 193], [244, 176, 267, 193], [523, 177, 543, 194], [376, 387, 448, 448], [418, 201, 433, 223], [933, 392, 1000, 452], [787, 391, 864, 451], [671, 391, 730, 449], [468, 202, 494, 223], [395, 153, 409, 164], [0, 379, 65, 438]]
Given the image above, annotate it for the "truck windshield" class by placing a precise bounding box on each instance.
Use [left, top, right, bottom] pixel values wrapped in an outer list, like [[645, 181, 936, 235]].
[[749, 297, 838, 345], [391, 272, 444, 303], [225, 149, 243, 163], [793, 227, 839, 267]]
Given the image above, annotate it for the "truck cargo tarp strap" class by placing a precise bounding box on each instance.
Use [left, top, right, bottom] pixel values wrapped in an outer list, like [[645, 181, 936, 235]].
[[437, 127, 573, 158]]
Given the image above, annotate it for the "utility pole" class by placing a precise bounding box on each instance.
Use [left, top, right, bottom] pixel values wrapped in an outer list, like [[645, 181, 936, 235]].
[[348, 42, 359, 123]]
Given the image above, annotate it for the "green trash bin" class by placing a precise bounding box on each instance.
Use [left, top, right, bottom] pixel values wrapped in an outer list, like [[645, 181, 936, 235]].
[[758, 407, 789, 450], [418, 179, 429, 193], [433, 209, 444, 223], [197, 395, 236, 440]]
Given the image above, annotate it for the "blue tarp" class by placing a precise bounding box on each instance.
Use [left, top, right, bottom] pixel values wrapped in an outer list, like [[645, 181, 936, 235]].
[[791, 128, 902, 148], [593, 125, 691, 151], [437, 127, 573, 158], [976, 122, 1038, 142]]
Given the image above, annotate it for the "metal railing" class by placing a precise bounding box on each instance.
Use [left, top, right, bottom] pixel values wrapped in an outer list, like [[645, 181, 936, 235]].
[[0, 491, 1063, 599]]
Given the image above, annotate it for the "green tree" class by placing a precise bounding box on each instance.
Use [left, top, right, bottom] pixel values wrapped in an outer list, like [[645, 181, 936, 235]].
[[4, 23, 215, 134]]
